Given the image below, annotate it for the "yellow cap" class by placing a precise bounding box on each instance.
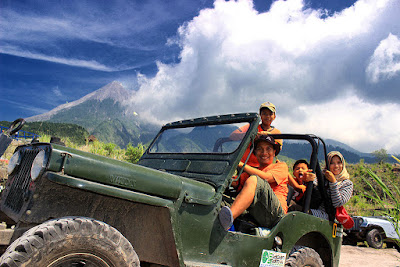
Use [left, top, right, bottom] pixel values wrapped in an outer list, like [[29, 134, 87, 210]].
[[259, 102, 276, 113]]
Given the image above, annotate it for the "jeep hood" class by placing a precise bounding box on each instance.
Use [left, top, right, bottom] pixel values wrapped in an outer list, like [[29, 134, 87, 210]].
[[46, 144, 216, 202]]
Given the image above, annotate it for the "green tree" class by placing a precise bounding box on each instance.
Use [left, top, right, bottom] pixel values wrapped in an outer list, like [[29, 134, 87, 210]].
[[125, 143, 145, 164], [104, 143, 118, 156], [372, 148, 388, 164]]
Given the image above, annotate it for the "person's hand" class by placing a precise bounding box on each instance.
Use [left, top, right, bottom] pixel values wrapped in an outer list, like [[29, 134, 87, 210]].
[[257, 131, 270, 137], [238, 161, 244, 168], [301, 170, 316, 182], [231, 178, 238, 188], [324, 170, 336, 183], [299, 184, 307, 193]]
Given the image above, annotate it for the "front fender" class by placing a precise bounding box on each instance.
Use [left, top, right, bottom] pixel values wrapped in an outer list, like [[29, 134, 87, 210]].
[[364, 219, 399, 239]]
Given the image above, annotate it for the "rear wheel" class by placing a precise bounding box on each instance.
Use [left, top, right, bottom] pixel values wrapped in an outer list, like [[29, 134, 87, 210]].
[[366, 228, 383, 249], [285, 246, 324, 267], [0, 217, 139, 267]]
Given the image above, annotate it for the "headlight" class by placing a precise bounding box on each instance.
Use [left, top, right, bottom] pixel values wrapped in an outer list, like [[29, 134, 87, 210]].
[[7, 150, 21, 174], [31, 150, 47, 181]]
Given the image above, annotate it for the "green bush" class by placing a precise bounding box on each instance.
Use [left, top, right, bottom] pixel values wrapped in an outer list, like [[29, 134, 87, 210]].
[[359, 162, 400, 247], [125, 143, 145, 164], [31, 135, 145, 163], [104, 143, 118, 156]]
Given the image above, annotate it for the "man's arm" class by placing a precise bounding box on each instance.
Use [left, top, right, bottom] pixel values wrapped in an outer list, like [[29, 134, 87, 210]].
[[229, 124, 250, 141], [257, 127, 282, 146], [238, 162, 275, 183]]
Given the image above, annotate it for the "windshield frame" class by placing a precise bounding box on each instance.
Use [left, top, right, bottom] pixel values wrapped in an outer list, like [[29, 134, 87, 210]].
[[139, 113, 260, 188], [147, 122, 250, 155], [145, 113, 260, 155]]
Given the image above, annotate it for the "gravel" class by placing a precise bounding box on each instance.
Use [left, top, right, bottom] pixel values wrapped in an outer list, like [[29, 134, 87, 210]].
[[340, 245, 400, 267]]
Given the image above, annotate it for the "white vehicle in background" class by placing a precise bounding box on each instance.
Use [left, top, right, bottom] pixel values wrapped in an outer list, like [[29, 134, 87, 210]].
[[344, 216, 400, 251]]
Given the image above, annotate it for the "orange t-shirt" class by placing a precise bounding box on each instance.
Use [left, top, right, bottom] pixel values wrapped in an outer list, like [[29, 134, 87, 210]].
[[238, 162, 289, 213], [231, 124, 282, 167]]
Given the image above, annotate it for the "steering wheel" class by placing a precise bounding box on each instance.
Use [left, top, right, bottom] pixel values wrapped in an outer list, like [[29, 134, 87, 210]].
[[212, 137, 231, 152], [7, 118, 25, 135]]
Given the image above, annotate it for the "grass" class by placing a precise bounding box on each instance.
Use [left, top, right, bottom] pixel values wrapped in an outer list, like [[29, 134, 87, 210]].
[[1, 135, 145, 164]]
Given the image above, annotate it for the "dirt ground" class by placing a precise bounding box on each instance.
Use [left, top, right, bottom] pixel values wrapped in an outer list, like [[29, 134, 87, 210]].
[[340, 245, 400, 267]]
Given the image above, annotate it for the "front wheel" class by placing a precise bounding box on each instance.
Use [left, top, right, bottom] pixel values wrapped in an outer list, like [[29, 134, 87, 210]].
[[366, 228, 384, 249], [0, 217, 139, 267], [285, 246, 324, 267]]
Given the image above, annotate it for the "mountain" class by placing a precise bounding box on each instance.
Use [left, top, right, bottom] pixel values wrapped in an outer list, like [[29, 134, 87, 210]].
[[27, 81, 130, 122], [281, 139, 378, 164], [325, 139, 373, 159], [279, 142, 377, 164], [26, 81, 158, 148]]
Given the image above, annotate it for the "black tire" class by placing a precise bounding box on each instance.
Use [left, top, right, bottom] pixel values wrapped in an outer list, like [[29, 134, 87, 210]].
[[366, 228, 384, 249], [0, 217, 139, 267], [285, 246, 324, 267]]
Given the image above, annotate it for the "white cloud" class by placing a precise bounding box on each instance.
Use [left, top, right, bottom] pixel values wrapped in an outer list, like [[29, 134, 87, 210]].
[[0, 46, 115, 71], [0, 2, 201, 51], [0, 2, 194, 71], [366, 33, 400, 83], [130, 0, 400, 153], [279, 90, 400, 153], [0, 98, 49, 115]]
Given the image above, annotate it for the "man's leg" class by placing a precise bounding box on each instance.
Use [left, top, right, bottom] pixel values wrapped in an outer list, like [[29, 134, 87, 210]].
[[249, 176, 284, 228], [219, 175, 257, 230], [230, 175, 257, 219]]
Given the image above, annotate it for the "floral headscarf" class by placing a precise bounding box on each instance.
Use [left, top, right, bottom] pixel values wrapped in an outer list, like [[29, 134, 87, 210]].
[[327, 151, 350, 182]]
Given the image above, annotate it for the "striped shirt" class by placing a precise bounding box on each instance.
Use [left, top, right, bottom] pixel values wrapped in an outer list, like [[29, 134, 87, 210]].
[[310, 179, 353, 219]]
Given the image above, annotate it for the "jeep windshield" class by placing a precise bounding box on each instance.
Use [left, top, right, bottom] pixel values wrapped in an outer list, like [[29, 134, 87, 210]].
[[139, 113, 260, 187], [148, 122, 249, 154]]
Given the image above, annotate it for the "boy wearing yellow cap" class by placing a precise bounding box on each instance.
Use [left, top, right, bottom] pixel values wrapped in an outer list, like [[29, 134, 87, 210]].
[[230, 101, 282, 167]]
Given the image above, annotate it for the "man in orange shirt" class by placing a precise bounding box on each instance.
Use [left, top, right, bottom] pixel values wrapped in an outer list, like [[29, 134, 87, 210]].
[[230, 102, 282, 167], [219, 135, 288, 230]]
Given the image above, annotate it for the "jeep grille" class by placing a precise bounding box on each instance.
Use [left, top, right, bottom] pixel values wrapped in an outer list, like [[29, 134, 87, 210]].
[[3, 144, 50, 213]]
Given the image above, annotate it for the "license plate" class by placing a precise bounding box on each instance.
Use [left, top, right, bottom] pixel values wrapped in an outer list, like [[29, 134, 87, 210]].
[[259, 249, 286, 267]]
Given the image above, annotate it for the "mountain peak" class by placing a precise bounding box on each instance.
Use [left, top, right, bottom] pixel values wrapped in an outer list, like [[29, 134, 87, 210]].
[[26, 81, 132, 122], [88, 81, 128, 103]]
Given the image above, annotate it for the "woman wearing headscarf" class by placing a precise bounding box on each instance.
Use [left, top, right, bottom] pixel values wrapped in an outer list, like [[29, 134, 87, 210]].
[[310, 151, 353, 219]]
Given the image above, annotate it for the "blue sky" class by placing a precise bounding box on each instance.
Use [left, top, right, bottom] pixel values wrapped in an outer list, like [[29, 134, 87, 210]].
[[1, 0, 400, 153]]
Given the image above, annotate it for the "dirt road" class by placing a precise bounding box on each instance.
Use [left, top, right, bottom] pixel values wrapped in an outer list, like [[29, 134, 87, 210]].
[[340, 245, 400, 267]]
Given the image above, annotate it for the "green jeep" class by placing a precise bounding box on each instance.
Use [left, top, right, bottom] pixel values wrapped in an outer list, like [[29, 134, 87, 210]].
[[0, 113, 342, 266]]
